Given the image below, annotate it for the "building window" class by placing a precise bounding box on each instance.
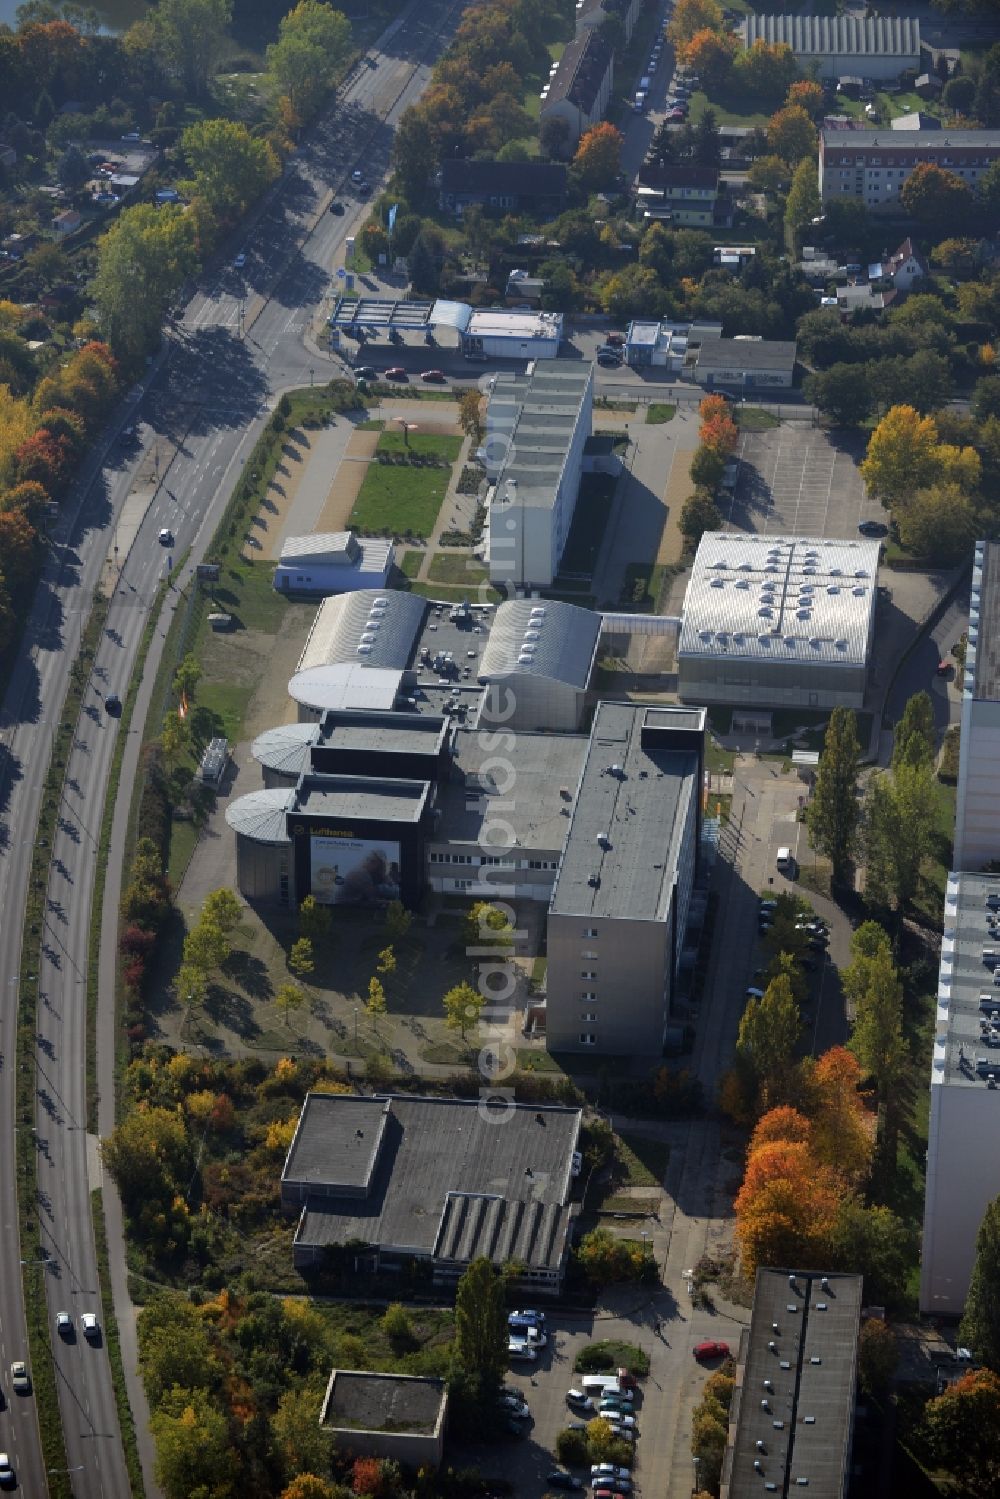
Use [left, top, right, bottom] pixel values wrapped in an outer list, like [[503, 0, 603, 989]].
[[581, 1012, 597, 1022], [583, 927, 598, 938], [581, 991, 596, 1001], [581, 970, 597, 979], [579, 1033, 597, 1046], [582, 949, 598, 960]]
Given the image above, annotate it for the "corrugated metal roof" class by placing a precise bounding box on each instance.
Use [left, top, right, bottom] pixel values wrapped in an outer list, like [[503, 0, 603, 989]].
[[224, 788, 294, 844], [251, 722, 319, 778], [479, 598, 601, 689], [433, 1194, 574, 1271], [287, 664, 405, 714], [297, 590, 427, 672], [679, 533, 879, 669], [744, 14, 920, 56]]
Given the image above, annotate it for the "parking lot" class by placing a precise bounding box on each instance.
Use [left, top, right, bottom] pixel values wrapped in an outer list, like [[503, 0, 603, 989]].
[[724, 425, 877, 540]]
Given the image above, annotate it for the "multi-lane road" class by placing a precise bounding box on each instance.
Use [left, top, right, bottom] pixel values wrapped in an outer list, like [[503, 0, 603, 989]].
[[0, 2, 466, 1493]]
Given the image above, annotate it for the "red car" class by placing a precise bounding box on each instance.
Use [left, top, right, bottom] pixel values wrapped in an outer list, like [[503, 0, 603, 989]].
[[694, 1340, 731, 1362], [420, 369, 446, 382], [936, 659, 953, 677], [384, 367, 408, 380], [667, 108, 686, 121]]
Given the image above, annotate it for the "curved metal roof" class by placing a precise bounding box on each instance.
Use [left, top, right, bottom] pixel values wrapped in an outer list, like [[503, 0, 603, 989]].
[[225, 789, 293, 845], [251, 722, 319, 778], [297, 590, 427, 673], [478, 598, 601, 690]]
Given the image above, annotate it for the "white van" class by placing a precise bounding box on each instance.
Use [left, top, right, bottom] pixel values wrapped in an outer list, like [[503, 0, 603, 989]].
[[776, 846, 793, 872], [582, 1375, 621, 1395]]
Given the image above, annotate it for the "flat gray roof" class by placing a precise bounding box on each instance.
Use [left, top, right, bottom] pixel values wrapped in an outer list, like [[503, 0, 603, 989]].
[[318, 709, 448, 757], [932, 872, 1000, 1091], [822, 127, 1000, 149], [969, 541, 1000, 701], [696, 337, 797, 373], [487, 361, 592, 512], [437, 727, 589, 852], [287, 1093, 581, 1271], [320, 1370, 446, 1435], [724, 1269, 862, 1499], [292, 773, 430, 824], [549, 702, 698, 921]]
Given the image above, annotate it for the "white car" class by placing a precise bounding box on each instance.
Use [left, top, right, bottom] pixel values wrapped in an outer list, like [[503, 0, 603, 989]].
[[10, 1361, 30, 1394], [508, 1340, 537, 1361], [81, 1312, 100, 1340], [0, 1453, 13, 1489], [351, 168, 364, 183], [591, 1464, 631, 1480], [158, 528, 174, 546]]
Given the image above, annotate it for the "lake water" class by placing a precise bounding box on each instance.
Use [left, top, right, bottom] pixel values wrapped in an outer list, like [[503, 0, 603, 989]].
[[0, 0, 148, 33]]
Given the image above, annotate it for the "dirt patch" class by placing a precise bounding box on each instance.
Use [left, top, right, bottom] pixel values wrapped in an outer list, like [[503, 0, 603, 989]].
[[315, 427, 380, 533]]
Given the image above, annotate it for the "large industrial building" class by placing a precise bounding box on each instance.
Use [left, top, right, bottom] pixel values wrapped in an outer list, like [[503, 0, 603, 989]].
[[485, 360, 594, 589], [921, 872, 1000, 1315], [282, 1092, 582, 1288], [954, 541, 1000, 872], [545, 702, 705, 1057], [742, 14, 920, 80], [678, 533, 879, 710], [476, 597, 601, 732], [721, 1269, 863, 1499], [819, 128, 1000, 212]]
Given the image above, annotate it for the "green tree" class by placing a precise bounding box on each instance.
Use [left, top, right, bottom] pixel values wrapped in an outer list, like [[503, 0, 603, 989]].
[[748, 154, 789, 194], [175, 962, 209, 1012], [289, 936, 315, 978], [92, 203, 197, 365], [783, 156, 821, 239], [182, 917, 229, 975], [462, 901, 512, 951], [864, 761, 938, 912], [766, 104, 817, 166], [101, 1106, 193, 1212], [376, 945, 396, 976], [148, 0, 232, 97], [266, 0, 352, 123], [384, 898, 411, 943], [736, 974, 799, 1115], [276, 981, 306, 1023], [454, 1256, 507, 1401], [180, 118, 279, 223], [679, 489, 721, 548], [555, 1428, 589, 1467], [159, 711, 191, 771], [803, 363, 873, 426], [151, 1384, 235, 1499], [690, 443, 726, 490], [857, 1318, 898, 1396], [272, 1384, 335, 1485], [895, 480, 977, 563], [173, 652, 202, 700], [137, 1296, 219, 1403], [961, 1196, 1000, 1371], [57, 142, 89, 192], [366, 975, 386, 1030], [923, 1369, 1000, 1498], [201, 887, 242, 934], [849, 944, 905, 1167], [892, 691, 936, 771], [443, 979, 484, 1040], [806, 706, 860, 886], [944, 73, 976, 114], [381, 1302, 414, 1346], [298, 893, 332, 941], [392, 106, 437, 207]]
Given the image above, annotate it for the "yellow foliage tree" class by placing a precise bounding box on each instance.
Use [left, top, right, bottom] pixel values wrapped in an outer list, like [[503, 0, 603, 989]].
[[0, 385, 35, 484], [860, 405, 941, 508]]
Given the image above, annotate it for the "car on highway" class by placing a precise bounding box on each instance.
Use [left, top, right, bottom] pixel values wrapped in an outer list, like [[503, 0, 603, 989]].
[[10, 1361, 30, 1394], [547, 1473, 584, 1491], [81, 1312, 100, 1341], [0, 1453, 13, 1490], [329, 201, 345, 214], [858, 519, 888, 537], [104, 693, 122, 715], [354, 366, 376, 380], [384, 367, 408, 380], [158, 528, 174, 546], [56, 1311, 74, 1338], [693, 1340, 731, 1362], [233, 252, 247, 269], [420, 369, 447, 382]]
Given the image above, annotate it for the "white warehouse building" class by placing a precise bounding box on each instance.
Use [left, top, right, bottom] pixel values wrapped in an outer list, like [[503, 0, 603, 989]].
[[477, 598, 601, 732], [678, 533, 879, 710], [273, 531, 394, 595], [485, 360, 594, 590]]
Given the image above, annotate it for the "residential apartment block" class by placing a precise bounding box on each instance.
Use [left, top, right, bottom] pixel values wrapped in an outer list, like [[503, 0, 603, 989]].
[[819, 128, 1000, 211], [954, 541, 1000, 872], [540, 29, 614, 149]]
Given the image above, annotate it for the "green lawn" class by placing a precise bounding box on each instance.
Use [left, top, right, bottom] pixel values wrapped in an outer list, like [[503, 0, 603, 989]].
[[619, 560, 672, 610], [616, 1132, 670, 1187], [736, 406, 780, 431], [647, 403, 676, 424], [397, 548, 423, 578], [688, 88, 770, 129], [427, 551, 488, 585], [350, 432, 461, 537]]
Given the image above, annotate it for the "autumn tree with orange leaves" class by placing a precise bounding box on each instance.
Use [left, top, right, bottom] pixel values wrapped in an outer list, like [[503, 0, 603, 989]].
[[699, 394, 739, 456], [573, 122, 624, 190]]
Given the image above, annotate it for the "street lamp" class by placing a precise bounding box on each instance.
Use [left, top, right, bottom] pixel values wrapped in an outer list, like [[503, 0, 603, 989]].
[[693, 1455, 702, 1494], [309, 366, 315, 387]]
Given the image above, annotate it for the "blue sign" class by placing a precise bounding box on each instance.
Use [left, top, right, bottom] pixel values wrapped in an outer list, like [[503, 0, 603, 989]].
[[388, 203, 398, 233], [337, 267, 346, 279]]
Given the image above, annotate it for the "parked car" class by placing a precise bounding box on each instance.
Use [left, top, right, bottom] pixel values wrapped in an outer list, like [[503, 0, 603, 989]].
[[936, 658, 953, 677], [694, 1340, 731, 1362], [158, 528, 174, 546], [384, 367, 408, 379], [858, 519, 888, 537], [759, 898, 777, 912], [567, 1388, 594, 1409], [597, 350, 623, 367], [351, 168, 364, 182], [354, 365, 376, 380], [547, 1474, 584, 1492], [606, 331, 626, 346], [591, 1465, 632, 1481], [510, 1309, 545, 1324], [666, 108, 687, 121], [571, 1149, 583, 1176], [420, 369, 447, 382]]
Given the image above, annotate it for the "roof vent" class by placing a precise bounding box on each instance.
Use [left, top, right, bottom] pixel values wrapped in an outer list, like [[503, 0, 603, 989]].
[[763, 1379, 773, 1391], [855, 569, 869, 578], [827, 585, 840, 595], [796, 1481, 809, 1488], [816, 1302, 828, 1310], [356, 644, 372, 655], [768, 1340, 777, 1352], [610, 763, 624, 777], [758, 607, 773, 619], [772, 1322, 780, 1332], [810, 1356, 822, 1365], [756, 1440, 766, 1452], [789, 1274, 796, 1289], [831, 567, 843, 576], [761, 1399, 770, 1411], [710, 578, 725, 588], [852, 586, 865, 597], [821, 1276, 829, 1291], [785, 637, 797, 648], [597, 832, 610, 847], [804, 1416, 816, 1425], [797, 609, 812, 621], [787, 1303, 799, 1313], [754, 1461, 763, 1473], [835, 639, 848, 650], [780, 1360, 791, 1369], [530, 606, 546, 616], [587, 872, 600, 888], [736, 579, 749, 590]]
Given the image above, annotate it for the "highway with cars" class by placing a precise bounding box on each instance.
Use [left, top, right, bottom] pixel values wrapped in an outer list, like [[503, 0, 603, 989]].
[[0, 1, 466, 1493]]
